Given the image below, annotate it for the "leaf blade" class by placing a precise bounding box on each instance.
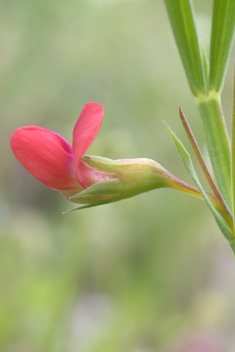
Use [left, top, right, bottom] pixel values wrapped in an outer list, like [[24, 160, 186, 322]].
[[232, 70, 235, 233], [164, 0, 206, 96], [167, 125, 235, 249], [209, 0, 235, 92]]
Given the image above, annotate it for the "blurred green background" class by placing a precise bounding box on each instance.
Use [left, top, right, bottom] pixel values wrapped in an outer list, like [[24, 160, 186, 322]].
[[2, 0, 235, 351]]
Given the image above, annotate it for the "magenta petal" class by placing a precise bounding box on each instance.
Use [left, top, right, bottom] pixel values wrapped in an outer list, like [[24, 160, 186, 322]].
[[73, 102, 104, 188], [10, 126, 81, 190]]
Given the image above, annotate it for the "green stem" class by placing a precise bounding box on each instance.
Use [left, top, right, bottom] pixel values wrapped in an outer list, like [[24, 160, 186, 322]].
[[196, 90, 231, 209]]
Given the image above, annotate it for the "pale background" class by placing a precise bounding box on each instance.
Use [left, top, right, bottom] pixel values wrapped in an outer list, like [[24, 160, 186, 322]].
[[1, 0, 235, 351]]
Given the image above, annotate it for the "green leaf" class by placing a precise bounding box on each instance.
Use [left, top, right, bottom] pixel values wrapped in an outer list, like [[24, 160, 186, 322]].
[[200, 41, 209, 95], [164, 0, 206, 96], [232, 71, 235, 233], [178, 107, 233, 229], [167, 125, 235, 250], [209, 0, 235, 92]]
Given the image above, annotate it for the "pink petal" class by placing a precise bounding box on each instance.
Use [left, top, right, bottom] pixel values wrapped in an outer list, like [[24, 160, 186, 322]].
[[73, 103, 104, 188], [10, 126, 82, 190]]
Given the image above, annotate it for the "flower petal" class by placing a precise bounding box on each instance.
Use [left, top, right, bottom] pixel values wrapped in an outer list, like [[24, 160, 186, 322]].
[[73, 102, 104, 188], [10, 126, 81, 190]]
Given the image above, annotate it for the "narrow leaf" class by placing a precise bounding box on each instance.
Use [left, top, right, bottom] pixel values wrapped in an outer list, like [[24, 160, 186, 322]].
[[179, 107, 232, 230], [232, 70, 235, 232], [164, 0, 206, 96], [167, 125, 235, 249], [200, 41, 209, 95], [209, 0, 235, 92]]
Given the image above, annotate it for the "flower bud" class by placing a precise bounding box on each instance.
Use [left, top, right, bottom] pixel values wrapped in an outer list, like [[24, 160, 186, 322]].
[[67, 155, 204, 208]]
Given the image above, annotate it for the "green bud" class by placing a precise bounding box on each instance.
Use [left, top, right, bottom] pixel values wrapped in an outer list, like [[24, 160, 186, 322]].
[[66, 155, 205, 210]]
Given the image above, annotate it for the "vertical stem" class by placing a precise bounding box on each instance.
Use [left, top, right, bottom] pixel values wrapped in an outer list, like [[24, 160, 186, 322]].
[[196, 90, 231, 209]]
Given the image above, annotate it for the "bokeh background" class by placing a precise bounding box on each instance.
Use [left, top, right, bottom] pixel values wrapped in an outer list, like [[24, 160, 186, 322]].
[[1, 0, 235, 351]]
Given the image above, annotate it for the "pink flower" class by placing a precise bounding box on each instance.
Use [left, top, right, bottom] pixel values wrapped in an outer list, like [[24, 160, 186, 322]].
[[10, 102, 114, 195], [11, 101, 213, 211]]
